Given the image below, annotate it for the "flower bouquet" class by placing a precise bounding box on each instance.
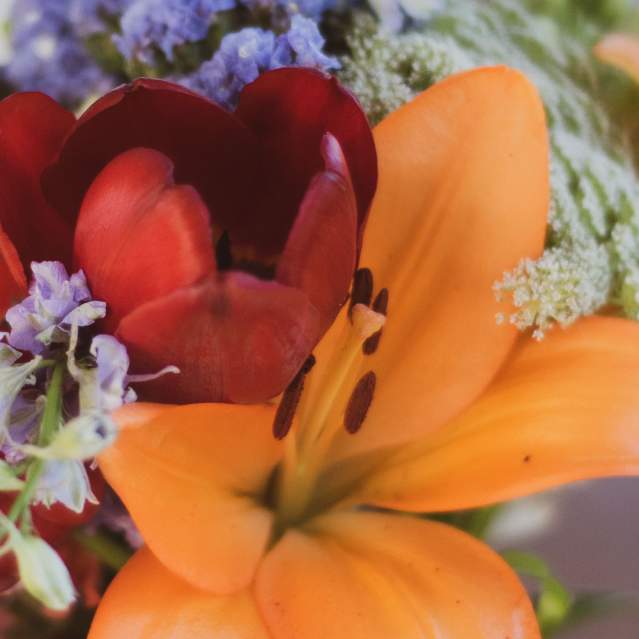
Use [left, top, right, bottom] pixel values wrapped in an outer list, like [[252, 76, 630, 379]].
[[0, 1, 639, 637]]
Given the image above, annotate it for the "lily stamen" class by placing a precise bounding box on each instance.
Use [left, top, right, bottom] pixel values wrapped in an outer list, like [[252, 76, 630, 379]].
[[275, 303, 386, 527]]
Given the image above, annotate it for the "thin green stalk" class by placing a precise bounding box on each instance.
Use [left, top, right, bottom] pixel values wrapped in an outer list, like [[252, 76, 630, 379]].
[[73, 530, 132, 571], [8, 361, 65, 525]]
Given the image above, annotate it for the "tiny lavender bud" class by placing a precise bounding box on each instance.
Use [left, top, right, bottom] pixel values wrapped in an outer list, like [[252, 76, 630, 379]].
[[6, 261, 105, 355], [34, 460, 98, 514]]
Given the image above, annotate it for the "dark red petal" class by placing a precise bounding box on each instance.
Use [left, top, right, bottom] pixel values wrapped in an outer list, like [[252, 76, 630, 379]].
[[116, 272, 320, 404], [0, 226, 26, 316], [0, 92, 75, 266], [235, 68, 377, 255], [277, 134, 357, 333], [43, 79, 257, 232], [74, 147, 216, 332]]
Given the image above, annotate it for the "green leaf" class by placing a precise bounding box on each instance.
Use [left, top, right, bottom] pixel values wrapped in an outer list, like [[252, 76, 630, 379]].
[[502, 550, 574, 634]]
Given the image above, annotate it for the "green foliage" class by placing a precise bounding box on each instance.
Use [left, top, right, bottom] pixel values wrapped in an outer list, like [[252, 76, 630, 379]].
[[502, 550, 573, 635]]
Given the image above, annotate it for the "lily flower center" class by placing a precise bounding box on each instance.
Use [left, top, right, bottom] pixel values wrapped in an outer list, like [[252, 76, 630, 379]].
[[273, 282, 387, 531]]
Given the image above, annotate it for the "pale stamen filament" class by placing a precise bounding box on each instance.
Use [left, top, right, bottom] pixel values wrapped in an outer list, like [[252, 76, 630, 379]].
[[276, 304, 385, 527]]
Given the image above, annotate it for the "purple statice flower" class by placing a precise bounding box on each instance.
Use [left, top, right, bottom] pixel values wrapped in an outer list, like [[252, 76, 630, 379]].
[[5, 261, 106, 356], [183, 26, 282, 106], [183, 15, 337, 107], [281, 13, 338, 68], [114, 0, 236, 65], [5, 0, 115, 104], [69, 0, 131, 37], [240, 0, 337, 20]]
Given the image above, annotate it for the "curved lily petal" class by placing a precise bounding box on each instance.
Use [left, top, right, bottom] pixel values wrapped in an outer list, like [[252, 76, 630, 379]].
[[256, 511, 539, 638], [277, 134, 358, 333], [0, 227, 26, 316], [594, 33, 639, 83], [323, 65, 549, 460], [89, 548, 269, 639], [98, 403, 283, 593], [74, 147, 216, 332], [116, 272, 319, 403], [0, 92, 75, 266], [355, 317, 639, 512]]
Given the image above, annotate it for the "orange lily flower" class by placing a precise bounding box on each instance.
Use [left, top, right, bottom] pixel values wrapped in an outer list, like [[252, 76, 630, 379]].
[[89, 66, 639, 639]]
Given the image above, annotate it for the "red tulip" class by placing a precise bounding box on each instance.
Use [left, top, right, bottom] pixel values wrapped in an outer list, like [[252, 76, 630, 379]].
[[0, 70, 377, 403]]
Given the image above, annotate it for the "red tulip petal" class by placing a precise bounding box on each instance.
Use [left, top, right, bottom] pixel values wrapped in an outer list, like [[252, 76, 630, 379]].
[[116, 272, 319, 403], [0, 227, 26, 316], [43, 79, 256, 234], [276, 134, 357, 333], [236, 68, 377, 255], [74, 148, 216, 332], [0, 92, 75, 265]]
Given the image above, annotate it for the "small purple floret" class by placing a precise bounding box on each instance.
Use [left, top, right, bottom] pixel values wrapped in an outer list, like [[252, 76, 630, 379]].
[[5, 261, 106, 356]]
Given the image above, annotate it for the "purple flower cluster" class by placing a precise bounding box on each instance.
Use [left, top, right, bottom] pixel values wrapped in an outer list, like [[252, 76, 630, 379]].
[[114, 0, 235, 64], [184, 14, 338, 107], [3, 0, 343, 109], [6, 261, 106, 356], [5, 0, 118, 104]]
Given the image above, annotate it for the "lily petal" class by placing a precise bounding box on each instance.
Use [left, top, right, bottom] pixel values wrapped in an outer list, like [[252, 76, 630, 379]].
[[355, 317, 639, 512], [256, 511, 539, 638], [89, 548, 270, 639], [74, 147, 216, 332], [116, 272, 319, 403], [98, 403, 283, 593], [594, 33, 639, 83], [325, 65, 549, 460], [0, 227, 26, 315], [0, 92, 75, 266], [277, 134, 358, 333]]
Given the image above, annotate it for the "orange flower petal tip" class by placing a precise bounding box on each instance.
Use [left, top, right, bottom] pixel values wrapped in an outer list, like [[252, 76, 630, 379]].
[[110, 403, 169, 432], [594, 33, 639, 82]]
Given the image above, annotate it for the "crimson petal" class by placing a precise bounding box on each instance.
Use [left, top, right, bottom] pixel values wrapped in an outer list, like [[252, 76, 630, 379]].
[[43, 79, 257, 234], [277, 134, 357, 333], [0, 227, 26, 317], [235, 68, 377, 255], [116, 272, 319, 403], [74, 147, 216, 333], [0, 92, 75, 266]]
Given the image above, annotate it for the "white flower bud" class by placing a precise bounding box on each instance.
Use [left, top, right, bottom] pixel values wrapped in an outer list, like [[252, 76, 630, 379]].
[[13, 535, 75, 611]]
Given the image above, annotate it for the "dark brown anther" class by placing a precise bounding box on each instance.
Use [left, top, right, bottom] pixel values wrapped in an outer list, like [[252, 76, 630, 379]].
[[272, 355, 316, 440], [363, 288, 389, 355], [344, 371, 376, 434], [349, 268, 373, 318]]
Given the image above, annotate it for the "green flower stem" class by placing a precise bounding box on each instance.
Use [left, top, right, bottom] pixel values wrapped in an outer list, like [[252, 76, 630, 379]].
[[8, 361, 65, 525], [73, 530, 132, 572]]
